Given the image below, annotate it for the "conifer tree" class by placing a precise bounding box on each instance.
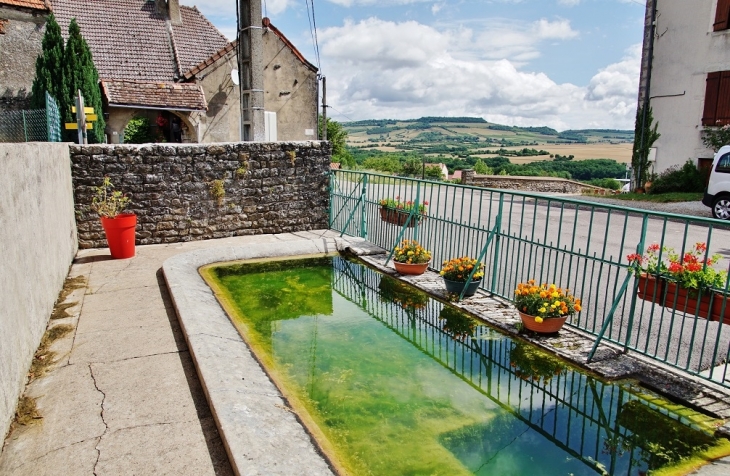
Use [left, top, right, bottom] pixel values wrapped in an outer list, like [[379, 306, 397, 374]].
[[631, 104, 660, 189], [30, 14, 65, 110], [63, 19, 106, 143]]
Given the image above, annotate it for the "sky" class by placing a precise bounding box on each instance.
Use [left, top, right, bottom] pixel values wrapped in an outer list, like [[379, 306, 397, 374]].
[[182, 0, 647, 131]]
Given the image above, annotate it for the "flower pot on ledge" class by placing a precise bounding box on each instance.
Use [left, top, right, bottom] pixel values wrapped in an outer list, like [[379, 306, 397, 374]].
[[662, 282, 730, 323], [393, 260, 430, 276], [443, 278, 481, 297], [519, 311, 568, 334]]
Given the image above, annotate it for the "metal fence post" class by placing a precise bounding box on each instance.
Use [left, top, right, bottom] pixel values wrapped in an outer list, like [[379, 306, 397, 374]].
[[22, 111, 28, 142], [623, 214, 649, 353], [490, 193, 504, 293], [360, 174, 368, 239]]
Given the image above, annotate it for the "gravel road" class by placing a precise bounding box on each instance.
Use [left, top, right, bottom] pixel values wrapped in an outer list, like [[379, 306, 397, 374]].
[[571, 195, 715, 219]]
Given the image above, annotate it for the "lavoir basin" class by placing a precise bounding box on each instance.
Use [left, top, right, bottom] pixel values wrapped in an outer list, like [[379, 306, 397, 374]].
[[199, 254, 729, 476]]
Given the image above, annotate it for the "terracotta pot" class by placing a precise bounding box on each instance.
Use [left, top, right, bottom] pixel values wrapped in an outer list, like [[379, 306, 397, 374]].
[[379, 207, 423, 227], [519, 311, 568, 334], [636, 273, 664, 301], [443, 278, 481, 297], [100, 213, 137, 259], [393, 260, 430, 276], [663, 282, 730, 323]]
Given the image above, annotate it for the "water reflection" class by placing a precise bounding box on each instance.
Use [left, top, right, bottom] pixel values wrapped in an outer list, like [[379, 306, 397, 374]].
[[333, 258, 715, 475]]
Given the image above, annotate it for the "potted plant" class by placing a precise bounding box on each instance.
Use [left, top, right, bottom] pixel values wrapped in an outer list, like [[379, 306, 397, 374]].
[[513, 280, 581, 334], [440, 256, 485, 297], [628, 242, 729, 321], [90, 176, 136, 259], [378, 196, 428, 227], [392, 239, 431, 275]]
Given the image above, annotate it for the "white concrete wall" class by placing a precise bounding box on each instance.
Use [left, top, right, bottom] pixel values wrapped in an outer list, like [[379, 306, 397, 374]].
[[0, 142, 78, 439], [649, 0, 730, 171]]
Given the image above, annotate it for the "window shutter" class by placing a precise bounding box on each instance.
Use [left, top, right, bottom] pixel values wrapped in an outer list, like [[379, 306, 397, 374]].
[[703, 72, 722, 126], [716, 72, 730, 125], [715, 0, 730, 31]]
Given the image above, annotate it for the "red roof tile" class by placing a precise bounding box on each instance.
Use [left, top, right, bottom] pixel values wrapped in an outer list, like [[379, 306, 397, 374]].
[[0, 0, 50, 11], [52, 0, 227, 82], [101, 79, 206, 111], [262, 17, 317, 73]]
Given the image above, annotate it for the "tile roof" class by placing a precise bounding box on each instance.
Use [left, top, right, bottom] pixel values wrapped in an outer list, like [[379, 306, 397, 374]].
[[262, 17, 317, 73], [0, 0, 51, 11], [52, 0, 227, 82], [101, 79, 206, 111]]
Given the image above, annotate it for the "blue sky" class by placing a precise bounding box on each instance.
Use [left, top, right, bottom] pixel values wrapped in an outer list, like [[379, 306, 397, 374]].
[[182, 0, 646, 130]]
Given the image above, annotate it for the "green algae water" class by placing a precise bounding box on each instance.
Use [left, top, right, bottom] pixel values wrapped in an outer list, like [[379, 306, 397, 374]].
[[205, 256, 729, 476]]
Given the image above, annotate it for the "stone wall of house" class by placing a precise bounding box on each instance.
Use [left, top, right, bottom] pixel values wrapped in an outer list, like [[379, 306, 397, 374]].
[[460, 169, 605, 194], [0, 142, 78, 440], [70, 141, 331, 248], [0, 9, 47, 112]]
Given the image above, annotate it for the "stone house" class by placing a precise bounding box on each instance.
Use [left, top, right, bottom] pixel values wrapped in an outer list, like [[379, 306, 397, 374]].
[[0, 0, 51, 111], [637, 0, 730, 172], [17, 0, 318, 143]]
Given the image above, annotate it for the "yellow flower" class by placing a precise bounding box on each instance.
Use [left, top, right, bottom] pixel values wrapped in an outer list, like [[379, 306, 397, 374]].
[[551, 292, 559, 298], [535, 317, 543, 323], [539, 307, 546, 313]]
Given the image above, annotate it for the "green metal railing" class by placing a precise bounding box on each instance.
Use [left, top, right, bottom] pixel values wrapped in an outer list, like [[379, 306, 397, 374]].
[[0, 93, 62, 143], [330, 170, 730, 387]]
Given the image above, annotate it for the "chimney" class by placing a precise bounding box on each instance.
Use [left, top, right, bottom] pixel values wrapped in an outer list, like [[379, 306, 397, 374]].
[[168, 0, 182, 26], [154, 0, 182, 26]]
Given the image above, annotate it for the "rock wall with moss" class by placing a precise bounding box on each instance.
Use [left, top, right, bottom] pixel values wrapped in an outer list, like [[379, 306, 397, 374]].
[[70, 142, 331, 248]]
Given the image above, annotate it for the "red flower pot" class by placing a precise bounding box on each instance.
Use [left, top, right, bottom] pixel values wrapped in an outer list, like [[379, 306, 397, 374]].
[[393, 260, 430, 276], [636, 273, 664, 301], [519, 311, 568, 334], [663, 282, 730, 323], [100, 213, 137, 259], [379, 207, 423, 227]]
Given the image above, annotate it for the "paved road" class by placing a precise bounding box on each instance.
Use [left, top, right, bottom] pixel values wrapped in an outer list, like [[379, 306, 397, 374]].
[[333, 179, 730, 377]]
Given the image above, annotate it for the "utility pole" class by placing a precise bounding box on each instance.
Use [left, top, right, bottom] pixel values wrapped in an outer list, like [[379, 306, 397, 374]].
[[321, 76, 327, 141], [237, 0, 264, 141]]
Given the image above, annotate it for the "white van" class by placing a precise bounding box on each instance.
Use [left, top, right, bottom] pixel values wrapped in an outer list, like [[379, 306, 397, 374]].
[[703, 145, 730, 220]]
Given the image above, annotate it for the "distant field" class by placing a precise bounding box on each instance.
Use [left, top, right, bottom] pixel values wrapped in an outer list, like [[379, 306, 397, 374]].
[[473, 143, 632, 164]]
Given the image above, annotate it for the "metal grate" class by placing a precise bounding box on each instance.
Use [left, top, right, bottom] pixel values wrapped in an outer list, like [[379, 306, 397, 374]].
[[0, 93, 62, 143]]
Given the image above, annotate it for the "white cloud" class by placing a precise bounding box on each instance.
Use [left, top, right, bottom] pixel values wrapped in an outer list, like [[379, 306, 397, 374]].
[[558, 0, 582, 6], [318, 17, 639, 129]]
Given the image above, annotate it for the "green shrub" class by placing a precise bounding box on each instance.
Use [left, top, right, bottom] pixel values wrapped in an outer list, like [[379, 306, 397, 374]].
[[588, 178, 622, 190], [648, 160, 707, 194], [123, 117, 153, 144]]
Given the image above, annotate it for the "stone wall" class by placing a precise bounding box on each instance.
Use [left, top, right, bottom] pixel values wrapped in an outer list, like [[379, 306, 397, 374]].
[[0, 142, 78, 440], [461, 169, 604, 194], [70, 141, 331, 248], [0, 9, 47, 112]]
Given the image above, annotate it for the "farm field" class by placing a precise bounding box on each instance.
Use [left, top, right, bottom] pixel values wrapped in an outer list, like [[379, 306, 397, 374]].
[[472, 143, 632, 164]]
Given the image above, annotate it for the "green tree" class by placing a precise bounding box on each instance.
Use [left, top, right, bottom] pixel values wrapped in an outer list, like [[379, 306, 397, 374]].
[[473, 159, 493, 175], [63, 19, 106, 143], [401, 158, 422, 177], [424, 165, 444, 180], [123, 116, 154, 144], [320, 118, 354, 167], [30, 14, 66, 110], [632, 104, 660, 189]]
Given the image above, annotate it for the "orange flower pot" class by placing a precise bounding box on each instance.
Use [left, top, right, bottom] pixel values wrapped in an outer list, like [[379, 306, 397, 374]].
[[100, 213, 137, 259], [379, 207, 423, 227], [393, 260, 430, 276], [519, 311, 567, 334]]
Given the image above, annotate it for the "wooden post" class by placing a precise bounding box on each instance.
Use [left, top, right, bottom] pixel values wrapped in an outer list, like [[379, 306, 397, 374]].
[[75, 90, 87, 145]]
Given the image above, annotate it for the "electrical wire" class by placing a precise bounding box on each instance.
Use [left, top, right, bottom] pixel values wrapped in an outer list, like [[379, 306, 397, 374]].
[[305, 0, 322, 73], [328, 105, 355, 122]]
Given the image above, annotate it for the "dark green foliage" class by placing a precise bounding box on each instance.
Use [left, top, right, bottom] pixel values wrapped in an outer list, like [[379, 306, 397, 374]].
[[632, 104, 660, 188], [320, 118, 354, 167], [648, 160, 707, 194], [588, 178, 622, 190], [424, 165, 444, 180], [413, 116, 487, 124], [63, 19, 106, 143], [30, 14, 65, 110], [123, 116, 154, 144]]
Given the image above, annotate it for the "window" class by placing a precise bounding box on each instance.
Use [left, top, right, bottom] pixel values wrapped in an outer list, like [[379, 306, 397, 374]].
[[702, 71, 730, 126], [715, 0, 730, 31], [717, 153, 730, 173]]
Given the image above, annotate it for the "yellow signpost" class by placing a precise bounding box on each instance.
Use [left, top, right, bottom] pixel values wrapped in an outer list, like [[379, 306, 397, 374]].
[[64, 91, 99, 144]]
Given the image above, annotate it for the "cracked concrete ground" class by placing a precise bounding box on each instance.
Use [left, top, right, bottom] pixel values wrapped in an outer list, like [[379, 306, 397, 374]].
[[0, 230, 338, 476]]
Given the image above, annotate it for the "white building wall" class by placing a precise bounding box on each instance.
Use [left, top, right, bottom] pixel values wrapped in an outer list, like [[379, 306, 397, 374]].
[[649, 0, 730, 171]]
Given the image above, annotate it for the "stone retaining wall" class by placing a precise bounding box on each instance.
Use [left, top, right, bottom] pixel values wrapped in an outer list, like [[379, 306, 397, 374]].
[[461, 169, 604, 194], [70, 142, 330, 248]]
